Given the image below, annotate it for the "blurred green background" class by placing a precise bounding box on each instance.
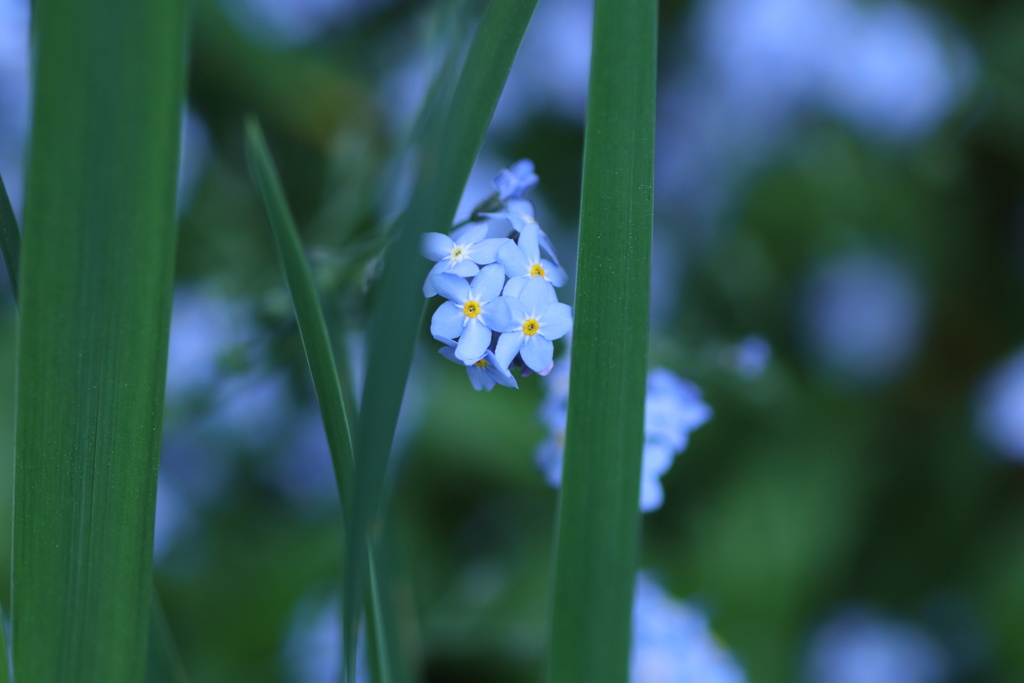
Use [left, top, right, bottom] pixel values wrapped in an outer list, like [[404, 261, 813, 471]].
[[1, 0, 1024, 680]]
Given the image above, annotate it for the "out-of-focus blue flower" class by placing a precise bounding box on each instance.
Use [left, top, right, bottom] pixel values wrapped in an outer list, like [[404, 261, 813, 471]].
[[655, 0, 972, 224], [438, 337, 518, 392], [430, 265, 507, 364], [639, 441, 677, 512], [153, 478, 200, 565], [816, 2, 971, 141], [421, 223, 510, 296], [731, 335, 772, 380], [632, 573, 747, 683], [281, 593, 367, 683], [645, 369, 713, 453], [975, 348, 1024, 462], [177, 108, 210, 214], [489, 0, 591, 131], [223, 0, 393, 47], [493, 159, 539, 201], [535, 364, 711, 512], [803, 607, 950, 683], [799, 251, 925, 386], [492, 277, 573, 374], [498, 222, 568, 295]]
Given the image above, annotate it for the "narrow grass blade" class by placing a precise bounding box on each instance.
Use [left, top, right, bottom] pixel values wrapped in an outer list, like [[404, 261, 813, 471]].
[[547, 0, 658, 681], [13, 0, 185, 679], [0, 171, 20, 301], [246, 119, 396, 683], [245, 119, 355, 502], [344, 0, 539, 674]]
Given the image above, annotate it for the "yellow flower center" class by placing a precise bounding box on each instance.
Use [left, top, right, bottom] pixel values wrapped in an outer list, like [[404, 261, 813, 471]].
[[530, 263, 546, 278], [474, 358, 489, 367], [450, 245, 466, 261], [463, 300, 481, 318], [523, 318, 540, 336]]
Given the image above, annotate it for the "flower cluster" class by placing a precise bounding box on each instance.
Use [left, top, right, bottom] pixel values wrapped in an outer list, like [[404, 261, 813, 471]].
[[423, 160, 572, 390], [536, 360, 712, 512], [632, 573, 747, 682]]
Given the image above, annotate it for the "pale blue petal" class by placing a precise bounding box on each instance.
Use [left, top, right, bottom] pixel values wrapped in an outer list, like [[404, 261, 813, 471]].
[[642, 441, 676, 478], [431, 302, 466, 340], [423, 261, 444, 297], [494, 159, 538, 200], [482, 297, 520, 333], [447, 260, 480, 278], [498, 240, 531, 278], [468, 236, 509, 266], [541, 260, 568, 287], [458, 223, 489, 245], [449, 221, 480, 242], [438, 345, 459, 363], [538, 303, 573, 340], [518, 222, 541, 262], [421, 232, 453, 261], [470, 237, 510, 265], [537, 228, 561, 267], [455, 319, 490, 363], [502, 276, 529, 298], [488, 363, 519, 389], [535, 434, 564, 487], [518, 276, 557, 312], [470, 263, 506, 302], [495, 331, 524, 369], [467, 366, 496, 391], [639, 475, 665, 512], [521, 336, 554, 374], [432, 273, 471, 303], [505, 198, 535, 221]]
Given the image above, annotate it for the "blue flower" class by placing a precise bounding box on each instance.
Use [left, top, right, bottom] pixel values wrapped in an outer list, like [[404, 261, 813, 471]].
[[731, 334, 772, 379], [421, 224, 510, 297], [491, 277, 573, 374], [437, 338, 518, 391], [498, 221, 568, 296], [632, 573, 747, 683], [493, 159, 539, 200], [644, 369, 712, 453], [804, 606, 949, 683], [639, 441, 675, 512], [534, 363, 712, 512], [429, 264, 507, 364], [483, 199, 562, 267]]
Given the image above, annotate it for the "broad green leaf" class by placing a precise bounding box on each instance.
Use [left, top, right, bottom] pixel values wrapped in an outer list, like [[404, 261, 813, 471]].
[[0, 172, 19, 301], [547, 0, 658, 681], [13, 0, 186, 679], [343, 0, 540, 677]]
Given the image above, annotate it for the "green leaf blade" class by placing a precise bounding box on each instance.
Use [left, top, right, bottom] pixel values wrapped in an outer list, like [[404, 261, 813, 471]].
[[246, 118, 400, 683], [343, 0, 539, 676], [244, 118, 356, 503], [13, 0, 186, 679], [547, 0, 658, 681]]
